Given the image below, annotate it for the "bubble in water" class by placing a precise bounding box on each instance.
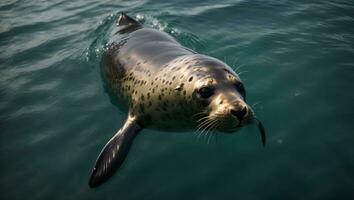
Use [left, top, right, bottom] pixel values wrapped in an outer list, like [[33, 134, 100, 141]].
[[276, 139, 283, 144], [294, 90, 301, 97]]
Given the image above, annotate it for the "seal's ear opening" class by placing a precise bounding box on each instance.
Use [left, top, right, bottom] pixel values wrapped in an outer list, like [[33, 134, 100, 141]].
[[117, 13, 139, 26]]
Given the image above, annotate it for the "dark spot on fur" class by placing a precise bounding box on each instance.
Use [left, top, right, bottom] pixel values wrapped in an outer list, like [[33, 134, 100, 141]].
[[188, 76, 193, 82], [139, 104, 145, 113]]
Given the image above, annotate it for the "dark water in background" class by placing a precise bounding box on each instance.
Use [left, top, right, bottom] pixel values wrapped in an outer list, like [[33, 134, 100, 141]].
[[1, 0, 354, 199]]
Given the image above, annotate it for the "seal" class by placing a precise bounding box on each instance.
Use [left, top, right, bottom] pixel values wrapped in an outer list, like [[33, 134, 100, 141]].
[[88, 13, 266, 188]]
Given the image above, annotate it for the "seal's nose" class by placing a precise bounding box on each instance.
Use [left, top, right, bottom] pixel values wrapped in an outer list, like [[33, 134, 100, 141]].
[[230, 106, 247, 121]]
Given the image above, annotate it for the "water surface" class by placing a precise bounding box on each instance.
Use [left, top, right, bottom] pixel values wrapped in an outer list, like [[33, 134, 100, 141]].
[[1, 0, 354, 199]]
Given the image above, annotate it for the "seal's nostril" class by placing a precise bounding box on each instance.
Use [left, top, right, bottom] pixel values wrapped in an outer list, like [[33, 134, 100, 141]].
[[230, 107, 247, 121], [230, 109, 237, 117]]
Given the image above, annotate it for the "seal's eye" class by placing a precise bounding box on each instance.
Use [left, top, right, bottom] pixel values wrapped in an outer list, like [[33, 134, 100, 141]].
[[235, 82, 246, 98], [198, 86, 214, 99]]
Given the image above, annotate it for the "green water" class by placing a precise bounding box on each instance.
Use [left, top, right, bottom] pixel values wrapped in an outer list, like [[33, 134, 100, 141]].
[[1, 0, 354, 199]]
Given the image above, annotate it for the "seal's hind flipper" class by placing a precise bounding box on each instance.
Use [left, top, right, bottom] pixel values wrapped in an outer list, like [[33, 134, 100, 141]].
[[89, 116, 142, 188], [117, 13, 139, 26]]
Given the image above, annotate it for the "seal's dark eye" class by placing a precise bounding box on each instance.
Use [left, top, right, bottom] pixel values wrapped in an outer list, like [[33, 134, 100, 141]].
[[235, 82, 246, 98], [198, 86, 214, 98]]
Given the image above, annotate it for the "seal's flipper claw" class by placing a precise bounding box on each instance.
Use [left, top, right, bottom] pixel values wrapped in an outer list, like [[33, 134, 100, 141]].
[[255, 118, 266, 147], [117, 12, 139, 26], [89, 117, 142, 188]]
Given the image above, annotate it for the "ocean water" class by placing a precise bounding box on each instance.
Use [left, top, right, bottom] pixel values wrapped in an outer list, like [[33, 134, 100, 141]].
[[1, 0, 354, 199]]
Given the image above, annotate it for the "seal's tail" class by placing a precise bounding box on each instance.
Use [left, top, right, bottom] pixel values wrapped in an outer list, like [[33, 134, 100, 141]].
[[117, 13, 139, 26]]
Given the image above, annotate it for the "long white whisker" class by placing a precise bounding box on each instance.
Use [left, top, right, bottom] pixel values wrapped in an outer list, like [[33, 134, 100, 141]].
[[237, 71, 248, 76], [196, 118, 212, 131], [206, 121, 219, 144], [196, 116, 210, 123], [198, 119, 214, 134], [198, 118, 215, 142], [195, 118, 213, 141], [252, 101, 261, 107], [232, 57, 239, 68], [203, 119, 219, 144], [209, 115, 223, 144], [192, 111, 207, 118], [235, 64, 245, 73]]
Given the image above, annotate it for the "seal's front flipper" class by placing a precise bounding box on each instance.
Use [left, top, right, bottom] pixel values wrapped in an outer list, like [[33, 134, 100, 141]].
[[89, 116, 142, 188]]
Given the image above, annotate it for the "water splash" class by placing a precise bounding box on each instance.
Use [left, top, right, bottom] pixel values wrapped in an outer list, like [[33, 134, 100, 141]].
[[83, 13, 118, 63], [135, 13, 206, 52], [83, 12, 208, 64]]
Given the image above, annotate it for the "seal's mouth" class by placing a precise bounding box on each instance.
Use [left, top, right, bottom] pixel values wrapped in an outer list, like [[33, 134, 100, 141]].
[[217, 117, 266, 147], [194, 113, 266, 146]]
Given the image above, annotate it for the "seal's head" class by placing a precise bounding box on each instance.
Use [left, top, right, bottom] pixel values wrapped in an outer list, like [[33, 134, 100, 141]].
[[189, 61, 253, 133], [167, 54, 265, 141], [194, 72, 252, 133]]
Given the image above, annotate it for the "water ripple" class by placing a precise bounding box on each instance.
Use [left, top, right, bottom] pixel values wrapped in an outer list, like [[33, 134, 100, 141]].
[[1, 0, 354, 199]]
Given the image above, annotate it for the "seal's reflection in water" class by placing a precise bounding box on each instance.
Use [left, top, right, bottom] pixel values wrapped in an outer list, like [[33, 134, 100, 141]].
[[89, 13, 266, 188]]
